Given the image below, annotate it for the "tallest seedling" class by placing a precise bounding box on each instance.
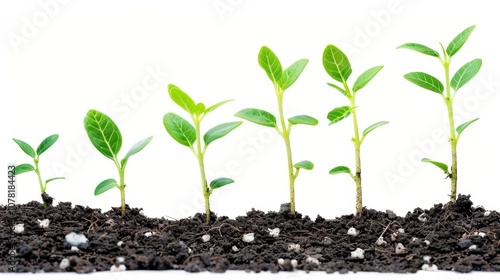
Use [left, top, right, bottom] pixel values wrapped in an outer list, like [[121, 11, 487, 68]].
[[398, 25, 482, 202]]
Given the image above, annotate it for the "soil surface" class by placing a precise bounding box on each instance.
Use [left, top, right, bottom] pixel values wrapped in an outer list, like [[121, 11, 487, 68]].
[[1, 194, 499, 273]]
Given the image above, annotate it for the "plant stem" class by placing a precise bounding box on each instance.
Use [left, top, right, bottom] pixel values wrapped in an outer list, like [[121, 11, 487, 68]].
[[119, 169, 126, 217], [349, 96, 363, 214], [276, 88, 296, 215], [443, 59, 458, 202], [34, 157, 47, 208], [194, 119, 211, 223]]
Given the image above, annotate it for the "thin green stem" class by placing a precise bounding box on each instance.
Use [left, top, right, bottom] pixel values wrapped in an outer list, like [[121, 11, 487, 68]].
[[194, 118, 210, 223], [34, 157, 47, 208], [349, 95, 363, 214], [443, 57, 458, 202], [115, 157, 126, 217]]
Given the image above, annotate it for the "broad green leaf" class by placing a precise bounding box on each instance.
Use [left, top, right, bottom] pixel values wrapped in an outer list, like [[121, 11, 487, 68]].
[[163, 113, 196, 147], [327, 106, 351, 125], [403, 72, 444, 94], [421, 158, 449, 174], [362, 121, 389, 137], [397, 43, 440, 57], [204, 121, 242, 146], [329, 166, 351, 175], [210, 177, 235, 190], [94, 178, 118, 196], [353, 66, 384, 92], [279, 59, 308, 90], [327, 83, 348, 97], [323, 44, 352, 83], [456, 118, 479, 134], [194, 102, 206, 116], [235, 108, 277, 128], [14, 163, 35, 175], [36, 134, 59, 156], [84, 110, 122, 161], [451, 59, 482, 92], [446, 25, 476, 57], [258, 46, 282, 84], [205, 99, 233, 114], [13, 138, 36, 159], [121, 136, 153, 166], [168, 84, 196, 114], [288, 115, 318, 126], [45, 177, 65, 184], [294, 160, 314, 170]]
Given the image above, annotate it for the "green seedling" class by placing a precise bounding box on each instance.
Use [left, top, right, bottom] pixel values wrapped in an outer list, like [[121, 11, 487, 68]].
[[398, 25, 482, 202], [163, 84, 242, 223], [235, 46, 318, 215], [12, 134, 65, 207], [322, 44, 388, 214], [84, 109, 153, 217]]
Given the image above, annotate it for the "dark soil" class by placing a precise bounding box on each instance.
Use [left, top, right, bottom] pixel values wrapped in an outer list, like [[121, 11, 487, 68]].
[[1, 194, 499, 273]]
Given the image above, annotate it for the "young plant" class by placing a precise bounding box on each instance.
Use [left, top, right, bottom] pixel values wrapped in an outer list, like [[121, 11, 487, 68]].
[[12, 134, 65, 207], [322, 44, 388, 215], [163, 84, 242, 223], [235, 46, 318, 215], [398, 25, 482, 203], [84, 109, 153, 217]]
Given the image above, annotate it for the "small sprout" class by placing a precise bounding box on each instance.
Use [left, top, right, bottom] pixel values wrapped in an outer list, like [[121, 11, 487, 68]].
[[164, 84, 241, 223], [423, 256, 432, 263], [84, 109, 153, 217], [268, 228, 280, 238], [65, 232, 88, 246], [242, 233, 255, 243], [12, 134, 65, 207], [59, 258, 70, 270], [117, 241, 124, 247], [235, 46, 317, 215], [418, 213, 428, 222], [347, 227, 360, 237], [350, 248, 365, 259], [231, 245, 239, 252], [468, 245, 477, 250], [484, 211, 491, 216], [305, 256, 320, 265], [376, 236, 387, 246], [421, 264, 438, 271], [70, 246, 79, 252], [398, 228, 405, 234], [13, 224, 24, 234], [38, 219, 50, 228], [201, 234, 211, 243], [288, 243, 301, 253], [116, 257, 125, 263], [395, 243, 406, 254], [110, 264, 126, 272], [424, 240, 431, 246]]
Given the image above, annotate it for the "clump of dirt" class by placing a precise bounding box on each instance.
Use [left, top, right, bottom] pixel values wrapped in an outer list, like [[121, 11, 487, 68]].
[[1, 194, 499, 273]]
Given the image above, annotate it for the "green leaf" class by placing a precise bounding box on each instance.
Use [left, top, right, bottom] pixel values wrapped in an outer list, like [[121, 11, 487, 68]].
[[13, 138, 36, 159], [397, 43, 440, 57], [279, 59, 308, 90], [294, 160, 314, 170], [45, 177, 65, 184], [204, 122, 242, 146], [121, 136, 153, 166], [329, 166, 351, 175], [36, 134, 59, 156], [194, 102, 206, 116], [456, 118, 479, 134], [362, 121, 389, 138], [168, 84, 196, 114], [446, 25, 476, 57], [421, 158, 449, 174], [288, 115, 318, 126], [451, 59, 482, 92], [327, 83, 348, 97], [258, 46, 282, 84], [205, 99, 233, 114], [323, 44, 352, 83], [210, 177, 235, 190], [403, 72, 444, 94], [163, 113, 196, 147], [353, 66, 384, 92], [94, 178, 118, 196], [84, 110, 122, 161], [14, 163, 35, 175], [327, 106, 351, 125], [235, 108, 277, 128]]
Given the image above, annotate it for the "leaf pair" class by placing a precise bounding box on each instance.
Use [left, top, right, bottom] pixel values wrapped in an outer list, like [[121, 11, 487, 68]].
[[234, 109, 318, 130], [258, 46, 308, 90]]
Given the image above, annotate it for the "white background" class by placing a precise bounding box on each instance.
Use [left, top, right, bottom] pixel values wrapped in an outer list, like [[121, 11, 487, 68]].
[[1, 1, 499, 278]]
